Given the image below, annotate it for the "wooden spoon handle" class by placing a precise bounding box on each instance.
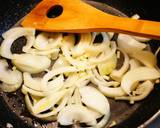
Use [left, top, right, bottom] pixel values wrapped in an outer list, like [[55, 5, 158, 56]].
[[22, 0, 160, 39], [93, 16, 160, 39]]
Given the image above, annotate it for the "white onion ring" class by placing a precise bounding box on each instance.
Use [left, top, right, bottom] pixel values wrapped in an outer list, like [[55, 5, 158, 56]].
[[1, 27, 35, 59]]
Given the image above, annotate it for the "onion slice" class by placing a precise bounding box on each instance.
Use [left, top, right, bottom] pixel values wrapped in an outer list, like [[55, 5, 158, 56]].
[[121, 67, 160, 94], [12, 54, 51, 74], [1, 27, 35, 59], [130, 50, 157, 68], [57, 105, 97, 126], [117, 34, 147, 55], [116, 81, 154, 104]]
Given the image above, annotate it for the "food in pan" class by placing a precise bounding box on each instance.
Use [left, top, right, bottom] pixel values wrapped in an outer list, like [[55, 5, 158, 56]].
[[0, 14, 160, 127]]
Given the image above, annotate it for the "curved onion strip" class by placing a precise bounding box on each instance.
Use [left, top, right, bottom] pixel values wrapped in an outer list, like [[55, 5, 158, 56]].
[[25, 94, 33, 113], [110, 50, 129, 82], [117, 34, 147, 55], [34, 32, 62, 50], [27, 48, 59, 56], [121, 67, 160, 94], [85, 32, 110, 57], [79, 86, 110, 115], [0, 59, 22, 85], [35, 96, 69, 118], [91, 69, 119, 87], [23, 36, 35, 52], [1, 27, 35, 59], [96, 114, 111, 128], [32, 89, 68, 114], [129, 59, 141, 70], [63, 74, 79, 88], [116, 81, 154, 104], [74, 88, 82, 105], [23, 72, 42, 91], [71, 33, 92, 57], [89, 41, 116, 64], [75, 75, 91, 88], [41, 66, 78, 94], [47, 74, 64, 93], [62, 46, 95, 70], [0, 82, 21, 92], [91, 77, 126, 98], [52, 55, 70, 69], [22, 85, 44, 97], [12, 54, 51, 74], [85, 42, 109, 57], [57, 105, 97, 126], [62, 34, 75, 49], [130, 50, 157, 68], [97, 54, 117, 76]]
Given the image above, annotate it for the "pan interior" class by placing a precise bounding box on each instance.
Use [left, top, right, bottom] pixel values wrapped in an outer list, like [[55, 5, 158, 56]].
[[0, 1, 160, 128]]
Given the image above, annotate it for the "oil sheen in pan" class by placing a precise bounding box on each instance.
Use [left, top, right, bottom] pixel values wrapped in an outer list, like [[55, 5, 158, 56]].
[[0, 1, 159, 128]]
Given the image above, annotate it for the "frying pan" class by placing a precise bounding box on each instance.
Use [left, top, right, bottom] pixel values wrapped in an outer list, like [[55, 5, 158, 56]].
[[0, 0, 160, 128]]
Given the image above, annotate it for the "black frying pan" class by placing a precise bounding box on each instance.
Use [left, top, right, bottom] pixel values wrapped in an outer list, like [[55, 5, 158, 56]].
[[0, 0, 160, 128]]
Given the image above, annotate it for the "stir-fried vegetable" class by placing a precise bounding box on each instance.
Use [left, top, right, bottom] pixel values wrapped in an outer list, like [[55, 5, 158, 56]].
[[0, 16, 160, 127]]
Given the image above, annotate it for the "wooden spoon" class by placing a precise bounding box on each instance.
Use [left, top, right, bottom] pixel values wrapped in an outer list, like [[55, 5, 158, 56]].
[[22, 0, 160, 39]]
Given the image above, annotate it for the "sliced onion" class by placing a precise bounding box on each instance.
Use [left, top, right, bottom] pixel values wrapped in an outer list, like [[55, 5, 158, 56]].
[[89, 41, 117, 64], [0, 82, 21, 92], [27, 48, 59, 56], [121, 67, 160, 94], [79, 86, 110, 115], [47, 74, 64, 93], [62, 34, 75, 49], [52, 55, 70, 69], [116, 81, 154, 104], [117, 34, 147, 55], [0, 27, 35, 59], [90, 69, 119, 87], [62, 46, 95, 70], [129, 59, 141, 70], [96, 114, 111, 128], [93, 78, 126, 98], [22, 85, 44, 97], [97, 53, 117, 75], [85, 33, 111, 57], [25, 94, 33, 113], [34, 32, 62, 50], [130, 50, 157, 68], [12, 54, 51, 74], [32, 89, 68, 114], [0, 59, 22, 85], [71, 33, 92, 57], [34, 96, 69, 119], [110, 50, 129, 82], [57, 105, 97, 126], [23, 72, 42, 91], [41, 66, 78, 94]]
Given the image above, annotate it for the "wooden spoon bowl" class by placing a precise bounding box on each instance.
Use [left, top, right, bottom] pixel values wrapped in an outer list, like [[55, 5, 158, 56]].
[[22, 0, 160, 39]]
